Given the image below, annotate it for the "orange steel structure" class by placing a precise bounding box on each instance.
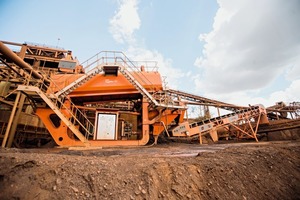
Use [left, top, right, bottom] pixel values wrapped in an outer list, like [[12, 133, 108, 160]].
[[0, 40, 299, 148]]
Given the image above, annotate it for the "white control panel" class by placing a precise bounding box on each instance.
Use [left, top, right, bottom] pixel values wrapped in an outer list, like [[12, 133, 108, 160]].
[[95, 112, 118, 140]]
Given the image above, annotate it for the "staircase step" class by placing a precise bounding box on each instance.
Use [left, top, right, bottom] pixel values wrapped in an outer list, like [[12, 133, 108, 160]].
[[55, 64, 104, 97], [17, 85, 91, 146]]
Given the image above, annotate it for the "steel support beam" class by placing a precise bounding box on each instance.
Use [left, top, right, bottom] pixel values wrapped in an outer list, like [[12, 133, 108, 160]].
[[1, 91, 21, 147], [6, 93, 26, 147]]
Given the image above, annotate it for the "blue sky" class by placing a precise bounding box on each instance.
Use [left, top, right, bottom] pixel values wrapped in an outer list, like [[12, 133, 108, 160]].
[[1, 0, 299, 108]]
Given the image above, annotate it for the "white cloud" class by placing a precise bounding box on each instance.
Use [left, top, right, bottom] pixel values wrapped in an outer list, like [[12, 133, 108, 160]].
[[285, 57, 300, 81], [126, 46, 185, 89], [109, 0, 185, 89], [109, 0, 141, 44], [200, 78, 300, 108], [269, 79, 300, 103], [195, 0, 300, 106]]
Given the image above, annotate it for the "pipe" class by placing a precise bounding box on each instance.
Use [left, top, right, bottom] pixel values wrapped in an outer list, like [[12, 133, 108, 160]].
[[0, 41, 50, 84]]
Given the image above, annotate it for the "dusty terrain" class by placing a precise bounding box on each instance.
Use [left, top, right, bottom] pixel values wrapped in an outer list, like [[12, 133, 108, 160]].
[[0, 141, 299, 200]]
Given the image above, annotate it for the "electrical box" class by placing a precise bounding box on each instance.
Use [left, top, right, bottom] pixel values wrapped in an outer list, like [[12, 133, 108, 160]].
[[95, 112, 118, 140], [58, 60, 76, 69]]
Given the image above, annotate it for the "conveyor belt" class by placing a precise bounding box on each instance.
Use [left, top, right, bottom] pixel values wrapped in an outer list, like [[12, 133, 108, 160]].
[[171, 105, 266, 143], [165, 89, 247, 112]]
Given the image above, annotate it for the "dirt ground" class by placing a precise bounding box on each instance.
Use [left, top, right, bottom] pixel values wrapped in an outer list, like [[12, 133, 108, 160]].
[[0, 140, 299, 200]]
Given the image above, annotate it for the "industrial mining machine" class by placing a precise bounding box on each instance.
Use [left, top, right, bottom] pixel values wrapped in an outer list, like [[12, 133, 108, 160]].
[[0, 40, 299, 148]]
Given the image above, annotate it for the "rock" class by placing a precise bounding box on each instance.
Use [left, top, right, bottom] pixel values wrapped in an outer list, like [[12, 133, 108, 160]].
[[53, 185, 57, 191], [141, 189, 146, 194], [56, 178, 62, 185], [103, 184, 108, 190], [159, 191, 164, 197], [71, 186, 79, 193]]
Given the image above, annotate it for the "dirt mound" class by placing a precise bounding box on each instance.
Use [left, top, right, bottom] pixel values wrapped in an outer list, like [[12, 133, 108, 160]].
[[0, 141, 299, 199], [268, 128, 300, 141]]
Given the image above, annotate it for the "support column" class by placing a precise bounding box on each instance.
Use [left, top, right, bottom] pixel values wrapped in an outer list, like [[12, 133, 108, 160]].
[[6, 93, 26, 147], [140, 98, 150, 145], [1, 92, 21, 147], [199, 133, 203, 144]]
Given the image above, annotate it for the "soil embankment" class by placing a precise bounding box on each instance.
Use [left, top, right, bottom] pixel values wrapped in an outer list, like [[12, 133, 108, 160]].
[[0, 141, 299, 199]]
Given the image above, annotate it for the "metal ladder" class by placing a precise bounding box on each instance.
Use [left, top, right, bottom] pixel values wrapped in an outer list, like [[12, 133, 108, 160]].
[[17, 85, 93, 146]]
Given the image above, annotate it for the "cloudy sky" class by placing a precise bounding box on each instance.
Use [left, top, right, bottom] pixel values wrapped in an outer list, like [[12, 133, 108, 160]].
[[1, 0, 299, 107]]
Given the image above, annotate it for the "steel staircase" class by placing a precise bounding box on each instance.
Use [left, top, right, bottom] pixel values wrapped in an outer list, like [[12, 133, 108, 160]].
[[17, 85, 93, 146], [119, 67, 185, 109], [54, 51, 135, 99], [119, 66, 159, 105], [55, 64, 104, 98], [5, 50, 185, 147], [69, 51, 186, 109], [0, 42, 94, 146], [16, 50, 172, 147]]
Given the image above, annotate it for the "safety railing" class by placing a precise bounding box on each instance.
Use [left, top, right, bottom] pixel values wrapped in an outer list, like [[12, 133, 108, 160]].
[[80, 51, 157, 92], [23, 69, 94, 140], [131, 61, 158, 71]]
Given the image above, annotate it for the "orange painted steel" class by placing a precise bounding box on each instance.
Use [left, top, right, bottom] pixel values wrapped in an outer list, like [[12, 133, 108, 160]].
[[49, 71, 163, 97], [152, 109, 186, 136], [36, 100, 151, 147], [18, 50, 185, 147], [1, 40, 280, 148]]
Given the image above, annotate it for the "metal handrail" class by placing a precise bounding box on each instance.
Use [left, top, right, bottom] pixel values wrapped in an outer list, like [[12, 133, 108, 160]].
[[25, 68, 94, 139], [80, 51, 158, 92], [44, 77, 94, 138]]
